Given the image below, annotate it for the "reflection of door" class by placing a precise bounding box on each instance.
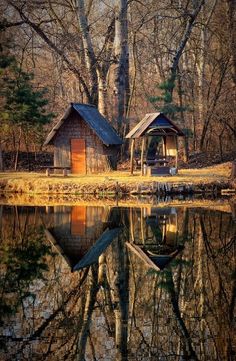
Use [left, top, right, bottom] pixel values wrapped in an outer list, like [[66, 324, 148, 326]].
[[71, 139, 86, 174], [71, 206, 86, 236]]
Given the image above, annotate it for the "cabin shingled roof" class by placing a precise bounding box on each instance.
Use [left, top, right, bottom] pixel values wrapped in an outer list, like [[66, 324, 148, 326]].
[[44, 103, 123, 146], [125, 112, 184, 138]]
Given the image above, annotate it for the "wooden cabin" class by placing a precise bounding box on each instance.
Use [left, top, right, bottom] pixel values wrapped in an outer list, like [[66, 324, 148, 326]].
[[126, 113, 184, 176], [44, 103, 123, 174]]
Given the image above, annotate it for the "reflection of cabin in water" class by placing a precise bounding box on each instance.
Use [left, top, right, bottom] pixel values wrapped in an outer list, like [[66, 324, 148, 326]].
[[127, 207, 183, 271], [45, 206, 121, 271], [44, 205, 183, 272]]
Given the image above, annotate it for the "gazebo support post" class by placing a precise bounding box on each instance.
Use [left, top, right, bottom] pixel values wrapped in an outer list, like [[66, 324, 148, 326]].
[[141, 137, 145, 176], [175, 136, 178, 169], [163, 136, 167, 158]]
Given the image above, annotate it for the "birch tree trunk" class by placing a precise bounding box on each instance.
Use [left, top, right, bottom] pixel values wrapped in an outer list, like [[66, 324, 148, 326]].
[[76, 0, 98, 105], [112, 0, 129, 135], [97, 69, 108, 117]]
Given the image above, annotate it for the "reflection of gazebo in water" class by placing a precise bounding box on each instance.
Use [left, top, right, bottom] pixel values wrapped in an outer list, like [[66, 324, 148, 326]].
[[126, 113, 184, 176], [45, 206, 121, 271], [127, 207, 183, 271]]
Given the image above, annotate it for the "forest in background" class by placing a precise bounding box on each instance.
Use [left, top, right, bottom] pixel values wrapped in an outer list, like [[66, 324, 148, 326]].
[[0, 0, 236, 170]]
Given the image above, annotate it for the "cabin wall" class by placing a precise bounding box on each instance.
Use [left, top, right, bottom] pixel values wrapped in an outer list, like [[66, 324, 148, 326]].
[[53, 110, 118, 173]]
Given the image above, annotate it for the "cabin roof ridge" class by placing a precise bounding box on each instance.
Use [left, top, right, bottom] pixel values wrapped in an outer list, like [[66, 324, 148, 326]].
[[44, 102, 123, 146], [71, 102, 96, 108]]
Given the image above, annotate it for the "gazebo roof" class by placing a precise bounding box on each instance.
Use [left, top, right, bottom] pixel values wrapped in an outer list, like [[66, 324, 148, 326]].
[[126, 243, 183, 272], [126, 112, 184, 138]]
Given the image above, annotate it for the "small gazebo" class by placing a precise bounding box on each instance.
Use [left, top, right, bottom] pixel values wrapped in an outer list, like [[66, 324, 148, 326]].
[[126, 113, 184, 176]]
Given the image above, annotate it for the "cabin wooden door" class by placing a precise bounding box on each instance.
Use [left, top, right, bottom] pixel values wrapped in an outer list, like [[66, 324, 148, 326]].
[[71, 139, 86, 174]]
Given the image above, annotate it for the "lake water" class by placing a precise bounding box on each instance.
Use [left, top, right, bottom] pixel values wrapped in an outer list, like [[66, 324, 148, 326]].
[[0, 201, 235, 360]]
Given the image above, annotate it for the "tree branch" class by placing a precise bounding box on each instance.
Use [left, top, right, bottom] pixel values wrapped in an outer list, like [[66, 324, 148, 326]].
[[8, 1, 93, 103], [0, 19, 25, 30], [171, 0, 205, 78]]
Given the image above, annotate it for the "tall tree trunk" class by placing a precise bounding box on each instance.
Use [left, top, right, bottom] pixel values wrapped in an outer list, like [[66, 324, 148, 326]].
[[113, 0, 129, 135], [168, 0, 205, 100], [226, 0, 236, 86], [226, 0, 236, 151], [196, 1, 217, 151], [14, 127, 22, 171], [23, 129, 31, 171], [177, 71, 189, 162], [0, 141, 3, 171], [76, 0, 98, 105], [196, 16, 206, 151], [97, 69, 108, 117], [199, 60, 228, 150]]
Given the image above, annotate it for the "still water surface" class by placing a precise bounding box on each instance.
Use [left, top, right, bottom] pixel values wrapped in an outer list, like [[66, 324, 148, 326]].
[[0, 202, 235, 360]]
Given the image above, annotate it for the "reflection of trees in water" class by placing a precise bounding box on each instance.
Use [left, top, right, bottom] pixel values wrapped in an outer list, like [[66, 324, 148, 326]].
[[0, 205, 235, 360], [0, 206, 52, 351], [122, 207, 235, 360], [196, 210, 236, 360]]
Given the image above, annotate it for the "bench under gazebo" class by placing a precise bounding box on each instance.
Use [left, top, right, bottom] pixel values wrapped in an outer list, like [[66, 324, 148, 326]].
[[126, 113, 184, 176]]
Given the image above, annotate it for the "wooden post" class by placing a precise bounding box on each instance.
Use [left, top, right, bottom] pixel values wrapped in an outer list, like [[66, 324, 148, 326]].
[[141, 137, 145, 176], [163, 136, 167, 158], [46, 168, 50, 177], [63, 168, 68, 177], [130, 207, 135, 243], [183, 135, 189, 162], [130, 138, 135, 175], [0, 141, 3, 171], [175, 136, 178, 169], [231, 160, 236, 180], [162, 136, 166, 159], [46, 206, 50, 214], [141, 207, 145, 244]]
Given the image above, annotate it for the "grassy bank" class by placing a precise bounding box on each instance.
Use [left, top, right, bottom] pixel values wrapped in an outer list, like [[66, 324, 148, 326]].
[[0, 193, 234, 214], [0, 162, 233, 196]]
